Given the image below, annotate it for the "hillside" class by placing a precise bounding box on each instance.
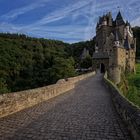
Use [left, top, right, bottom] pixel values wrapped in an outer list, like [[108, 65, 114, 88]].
[[0, 33, 96, 94], [0, 33, 76, 93]]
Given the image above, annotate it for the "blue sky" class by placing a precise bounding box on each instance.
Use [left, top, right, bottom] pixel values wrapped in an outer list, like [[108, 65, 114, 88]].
[[0, 0, 140, 43]]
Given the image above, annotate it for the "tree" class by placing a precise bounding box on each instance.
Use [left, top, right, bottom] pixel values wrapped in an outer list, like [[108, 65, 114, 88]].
[[80, 55, 92, 69], [0, 78, 9, 94], [0, 33, 76, 93]]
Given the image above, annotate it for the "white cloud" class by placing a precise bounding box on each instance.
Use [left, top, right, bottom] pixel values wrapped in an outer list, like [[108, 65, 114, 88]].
[[27, 0, 94, 26], [22, 0, 114, 40], [1, 0, 51, 20], [0, 0, 140, 43]]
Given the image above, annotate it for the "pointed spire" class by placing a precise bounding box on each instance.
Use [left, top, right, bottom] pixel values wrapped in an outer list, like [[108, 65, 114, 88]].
[[103, 16, 107, 21], [96, 22, 99, 28], [116, 11, 122, 18], [115, 11, 125, 26], [108, 12, 112, 17], [125, 20, 130, 27]]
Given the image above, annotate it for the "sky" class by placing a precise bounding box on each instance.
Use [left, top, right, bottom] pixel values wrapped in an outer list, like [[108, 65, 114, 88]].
[[0, 0, 140, 43]]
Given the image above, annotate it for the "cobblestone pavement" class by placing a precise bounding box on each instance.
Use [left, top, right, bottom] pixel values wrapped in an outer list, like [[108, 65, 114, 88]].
[[0, 73, 132, 140]]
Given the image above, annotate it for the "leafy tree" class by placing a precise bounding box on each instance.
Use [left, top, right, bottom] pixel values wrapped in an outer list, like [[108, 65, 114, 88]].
[[66, 38, 95, 68], [80, 55, 92, 69], [0, 78, 9, 93], [0, 33, 76, 94]]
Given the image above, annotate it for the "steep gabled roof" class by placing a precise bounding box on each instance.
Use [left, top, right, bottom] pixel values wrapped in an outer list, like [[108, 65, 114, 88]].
[[125, 21, 131, 27], [115, 11, 125, 26], [124, 36, 130, 50], [113, 30, 122, 41]]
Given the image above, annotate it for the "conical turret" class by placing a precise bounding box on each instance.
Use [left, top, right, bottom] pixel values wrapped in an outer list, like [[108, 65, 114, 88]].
[[115, 11, 125, 26], [124, 35, 130, 50], [107, 12, 113, 26], [102, 15, 107, 26], [114, 30, 120, 47]]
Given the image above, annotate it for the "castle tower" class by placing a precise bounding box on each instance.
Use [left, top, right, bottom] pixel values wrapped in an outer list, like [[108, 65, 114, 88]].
[[96, 13, 113, 52], [93, 11, 136, 84], [124, 35, 136, 72], [107, 12, 113, 26], [108, 31, 121, 84]]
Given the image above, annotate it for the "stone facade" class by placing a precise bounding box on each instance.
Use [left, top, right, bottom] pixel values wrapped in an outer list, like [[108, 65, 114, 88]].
[[93, 11, 136, 84]]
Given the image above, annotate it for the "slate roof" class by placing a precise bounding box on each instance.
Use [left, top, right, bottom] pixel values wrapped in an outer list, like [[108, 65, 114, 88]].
[[125, 21, 131, 27], [115, 11, 125, 26], [93, 52, 109, 59], [111, 30, 122, 41], [124, 36, 131, 50]]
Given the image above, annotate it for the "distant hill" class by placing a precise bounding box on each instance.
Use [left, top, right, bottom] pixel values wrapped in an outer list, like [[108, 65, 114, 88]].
[[0, 33, 76, 93]]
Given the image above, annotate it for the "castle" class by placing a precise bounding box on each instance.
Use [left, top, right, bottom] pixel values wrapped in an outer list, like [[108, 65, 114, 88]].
[[92, 11, 136, 84]]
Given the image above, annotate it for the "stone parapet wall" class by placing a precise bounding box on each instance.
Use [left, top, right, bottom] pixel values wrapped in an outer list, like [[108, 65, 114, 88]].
[[104, 76, 140, 140], [0, 72, 95, 118]]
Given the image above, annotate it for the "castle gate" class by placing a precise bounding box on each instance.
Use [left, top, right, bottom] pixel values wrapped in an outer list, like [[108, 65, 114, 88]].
[[100, 63, 105, 73]]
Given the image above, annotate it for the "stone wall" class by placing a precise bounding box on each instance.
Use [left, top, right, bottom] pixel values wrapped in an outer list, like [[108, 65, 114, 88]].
[[104, 75, 140, 140], [0, 72, 95, 118]]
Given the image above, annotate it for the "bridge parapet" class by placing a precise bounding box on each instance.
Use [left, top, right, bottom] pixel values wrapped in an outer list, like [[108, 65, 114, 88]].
[[0, 72, 95, 118], [104, 75, 140, 140]]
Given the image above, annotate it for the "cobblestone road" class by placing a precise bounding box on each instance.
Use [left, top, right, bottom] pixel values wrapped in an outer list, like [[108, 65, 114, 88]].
[[0, 73, 132, 140]]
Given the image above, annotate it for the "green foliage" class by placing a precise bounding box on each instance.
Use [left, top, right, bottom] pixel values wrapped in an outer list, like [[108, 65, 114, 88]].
[[0, 33, 76, 94], [80, 55, 92, 69], [68, 39, 95, 65], [47, 57, 76, 83], [0, 78, 9, 93], [121, 64, 140, 107]]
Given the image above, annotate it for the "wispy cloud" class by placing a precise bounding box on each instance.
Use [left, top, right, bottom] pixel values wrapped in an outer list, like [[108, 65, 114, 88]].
[[23, 0, 119, 41], [29, 0, 94, 26], [1, 0, 50, 21], [0, 0, 140, 43]]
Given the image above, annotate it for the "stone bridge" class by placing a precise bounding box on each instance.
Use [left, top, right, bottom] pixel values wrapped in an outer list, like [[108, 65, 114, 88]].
[[0, 72, 140, 140]]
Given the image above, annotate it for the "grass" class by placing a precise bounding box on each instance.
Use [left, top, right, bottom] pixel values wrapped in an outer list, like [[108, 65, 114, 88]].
[[125, 63, 140, 107]]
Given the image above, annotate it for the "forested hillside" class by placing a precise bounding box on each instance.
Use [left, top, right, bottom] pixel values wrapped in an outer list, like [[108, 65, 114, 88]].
[[69, 39, 95, 69], [69, 38, 95, 62], [0, 26, 139, 94], [0, 33, 76, 93]]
